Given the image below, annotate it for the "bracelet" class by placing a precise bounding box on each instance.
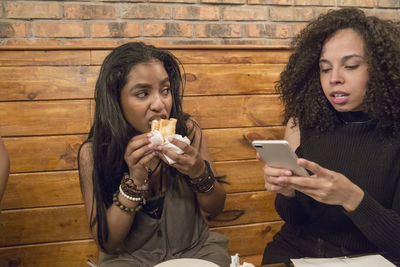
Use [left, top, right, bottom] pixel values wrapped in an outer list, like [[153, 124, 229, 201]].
[[120, 173, 149, 199], [119, 185, 143, 202], [187, 160, 215, 193], [113, 191, 142, 213]]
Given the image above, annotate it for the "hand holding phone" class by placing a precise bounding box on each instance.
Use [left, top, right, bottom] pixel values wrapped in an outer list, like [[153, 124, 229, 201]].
[[252, 140, 309, 177]]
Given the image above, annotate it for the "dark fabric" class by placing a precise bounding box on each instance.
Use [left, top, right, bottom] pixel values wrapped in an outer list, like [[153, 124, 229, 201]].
[[262, 112, 400, 264]]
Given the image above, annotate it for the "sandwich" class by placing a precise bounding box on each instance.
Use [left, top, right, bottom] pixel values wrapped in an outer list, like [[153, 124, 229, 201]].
[[149, 118, 190, 164], [150, 118, 177, 146], [151, 118, 177, 139]]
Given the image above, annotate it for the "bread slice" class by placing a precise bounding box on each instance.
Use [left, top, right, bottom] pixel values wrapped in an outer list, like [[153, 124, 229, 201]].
[[151, 118, 177, 138]]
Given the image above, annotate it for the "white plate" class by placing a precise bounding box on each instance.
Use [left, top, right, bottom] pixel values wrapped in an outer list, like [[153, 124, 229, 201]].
[[154, 258, 219, 267]]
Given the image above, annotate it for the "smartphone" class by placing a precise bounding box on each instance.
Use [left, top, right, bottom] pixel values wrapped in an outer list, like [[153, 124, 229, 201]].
[[252, 140, 309, 176]]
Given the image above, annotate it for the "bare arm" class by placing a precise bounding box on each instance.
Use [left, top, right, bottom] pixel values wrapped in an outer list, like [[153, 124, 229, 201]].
[[79, 142, 138, 253], [0, 137, 10, 206], [193, 132, 226, 216], [159, 119, 226, 215]]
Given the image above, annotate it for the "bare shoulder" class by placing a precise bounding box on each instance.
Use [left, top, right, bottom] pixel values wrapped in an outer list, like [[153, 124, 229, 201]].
[[79, 142, 93, 163]]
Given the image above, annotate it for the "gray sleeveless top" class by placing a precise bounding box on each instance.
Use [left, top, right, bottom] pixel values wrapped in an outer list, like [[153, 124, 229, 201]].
[[98, 175, 230, 267]]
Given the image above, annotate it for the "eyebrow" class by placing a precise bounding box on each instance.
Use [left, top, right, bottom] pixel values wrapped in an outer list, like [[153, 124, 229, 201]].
[[319, 54, 364, 64]]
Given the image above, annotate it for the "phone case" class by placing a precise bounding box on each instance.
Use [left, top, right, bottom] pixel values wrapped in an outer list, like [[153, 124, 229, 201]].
[[252, 140, 309, 176]]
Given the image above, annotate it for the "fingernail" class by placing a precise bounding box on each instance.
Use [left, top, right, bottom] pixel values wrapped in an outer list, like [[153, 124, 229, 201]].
[[284, 170, 292, 176]]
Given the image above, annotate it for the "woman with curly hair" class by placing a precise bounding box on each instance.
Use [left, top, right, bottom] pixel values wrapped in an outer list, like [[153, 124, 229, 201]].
[[78, 42, 230, 266], [260, 8, 400, 264]]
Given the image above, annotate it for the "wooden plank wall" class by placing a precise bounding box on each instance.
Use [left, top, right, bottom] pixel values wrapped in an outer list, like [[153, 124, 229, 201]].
[[0, 46, 290, 266]]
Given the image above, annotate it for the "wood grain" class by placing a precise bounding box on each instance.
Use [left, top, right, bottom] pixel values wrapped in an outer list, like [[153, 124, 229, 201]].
[[0, 50, 91, 66], [214, 160, 266, 193], [0, 66, 98, 101], [90, 49, 291, 65], [0, 240, 98, 267], [183, 64, 285, 95], [2, 171, 82, 210], [211, 221, 283, 256], [204, 126, 285, 161], [184, 95, 284, 128], [2, 127, 284, 173], [0, 192, 278, 245], [208, 191, 280, 227], [0, 205, 91, 246], [0, 96, 282, 136], [0, 100, 91, 136], [3, 135, 87, 173]]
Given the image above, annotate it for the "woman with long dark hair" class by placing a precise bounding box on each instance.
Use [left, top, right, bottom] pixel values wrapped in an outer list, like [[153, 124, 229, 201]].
[[260, 8, 400, 264], [78, 42, 230, 267]]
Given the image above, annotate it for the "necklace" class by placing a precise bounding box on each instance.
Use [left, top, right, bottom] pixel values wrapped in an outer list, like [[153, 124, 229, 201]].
[[147, 159, 163, 196], [147, 159, 162, 180]]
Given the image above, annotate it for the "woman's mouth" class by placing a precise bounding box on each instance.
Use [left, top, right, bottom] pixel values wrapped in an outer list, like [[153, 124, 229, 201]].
[[330, 92, 349, 104]]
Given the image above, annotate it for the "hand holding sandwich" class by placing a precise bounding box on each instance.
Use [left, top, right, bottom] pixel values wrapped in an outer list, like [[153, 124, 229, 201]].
[[150, 118, 205, 178]]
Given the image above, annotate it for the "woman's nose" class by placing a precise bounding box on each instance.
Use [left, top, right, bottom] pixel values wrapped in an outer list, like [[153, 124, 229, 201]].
[[150, 93, 164, 111], [329, 68, 344, 85]]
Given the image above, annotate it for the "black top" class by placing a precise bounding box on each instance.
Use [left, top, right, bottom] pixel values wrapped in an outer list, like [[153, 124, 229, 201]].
[[275, 112, 400, 258]]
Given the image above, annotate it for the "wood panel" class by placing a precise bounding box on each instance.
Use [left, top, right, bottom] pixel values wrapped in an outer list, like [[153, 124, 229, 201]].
[[1, 161, 264, 210], [2, 160, 265, 210], [3, 135, 87, 173], [208, 191, 279, 227], [215, 160, 266, 193], [0, 65, 281, 101], [184, 64, 284, 95], [184, 95, 284, 128], [0, 50, 91, 66], [2, 127, 283, 173], [211, 221, 283, 256], [0, 192, 278, 246], [0, 205, 91, 246], [0, 229, 267, 266], [204, 126, 285, 161], [0, 240, 98, 267], [0, 100, 92, 136], [0, 66, 98, 101], [90, 49, 291, 65], [2, 171, 82, 210], [0, 96, 281, 137]]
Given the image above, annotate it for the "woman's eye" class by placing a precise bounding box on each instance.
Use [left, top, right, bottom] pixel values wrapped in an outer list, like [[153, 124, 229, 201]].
[[162, 88, 171, 95], [136, 92, 147, 98], [320, 68, 331, 73], [345, 65, 359, 70]]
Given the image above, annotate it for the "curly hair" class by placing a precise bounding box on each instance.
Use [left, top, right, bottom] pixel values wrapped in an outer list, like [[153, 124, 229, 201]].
[[277, 8, 400, 135]]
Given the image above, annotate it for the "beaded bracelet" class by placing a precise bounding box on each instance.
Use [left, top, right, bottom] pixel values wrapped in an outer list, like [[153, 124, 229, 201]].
[[113, 191, 142, 213], [120, 173, 149, 199], [187, 160, 215, 193], [119, 185, 143, 202]]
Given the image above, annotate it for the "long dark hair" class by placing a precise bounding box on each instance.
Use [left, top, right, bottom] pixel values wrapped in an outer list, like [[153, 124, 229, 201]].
[[79, 42, 189, 250], [277, 8, 400, 135]]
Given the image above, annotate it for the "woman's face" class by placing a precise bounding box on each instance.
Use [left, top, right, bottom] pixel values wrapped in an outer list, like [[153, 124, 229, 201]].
[[319, 28, 369, 112], [120, 60, 173, 133]]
